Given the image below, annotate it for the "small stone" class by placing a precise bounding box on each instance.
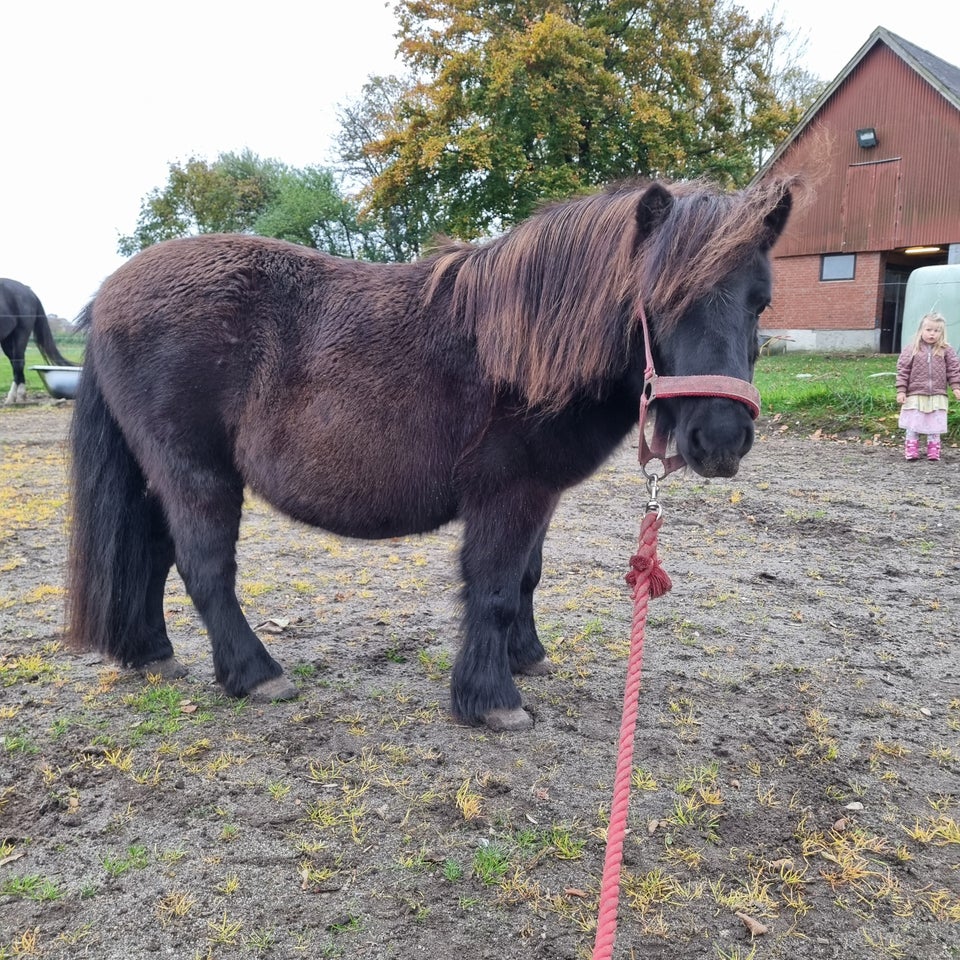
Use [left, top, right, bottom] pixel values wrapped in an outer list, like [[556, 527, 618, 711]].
[[735, 911, 769, 937]]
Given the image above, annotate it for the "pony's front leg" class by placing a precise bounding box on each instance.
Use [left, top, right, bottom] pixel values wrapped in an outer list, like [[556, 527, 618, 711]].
[[452, 493, 556, 731], [507, 522, 554, 676]]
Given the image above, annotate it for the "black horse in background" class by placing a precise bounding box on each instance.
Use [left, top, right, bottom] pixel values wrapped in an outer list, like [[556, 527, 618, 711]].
[[0, 278, 77, 404], [67, 178, 795, 731]]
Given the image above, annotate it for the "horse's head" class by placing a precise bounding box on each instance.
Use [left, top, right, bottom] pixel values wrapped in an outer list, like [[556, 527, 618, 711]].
[[634, 180, 793, 478]]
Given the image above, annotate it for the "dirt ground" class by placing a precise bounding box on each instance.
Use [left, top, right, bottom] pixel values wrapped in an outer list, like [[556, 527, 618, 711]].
[[1, 400, 958, 960]]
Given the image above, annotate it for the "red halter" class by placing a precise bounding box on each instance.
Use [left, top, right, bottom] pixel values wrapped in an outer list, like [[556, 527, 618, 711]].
[[637, 303, 761, 476]]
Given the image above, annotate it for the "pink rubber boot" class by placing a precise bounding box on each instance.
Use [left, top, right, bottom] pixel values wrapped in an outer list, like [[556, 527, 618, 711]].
[[904, 438, 920, 461], [927, 438, 941, 461]]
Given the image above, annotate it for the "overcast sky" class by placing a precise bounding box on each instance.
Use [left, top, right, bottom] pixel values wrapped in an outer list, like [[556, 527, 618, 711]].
[[2, 0, 955, 319]]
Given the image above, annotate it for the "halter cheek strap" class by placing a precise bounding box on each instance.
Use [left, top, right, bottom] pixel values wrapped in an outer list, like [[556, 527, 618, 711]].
[[637, 304, 762, 476]]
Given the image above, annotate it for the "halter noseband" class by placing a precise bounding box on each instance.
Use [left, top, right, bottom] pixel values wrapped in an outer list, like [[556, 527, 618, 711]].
[[637, 303, 761, 476]]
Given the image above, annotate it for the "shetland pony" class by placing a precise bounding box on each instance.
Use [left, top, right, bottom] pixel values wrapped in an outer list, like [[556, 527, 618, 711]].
[[68, 179, 792, 730]]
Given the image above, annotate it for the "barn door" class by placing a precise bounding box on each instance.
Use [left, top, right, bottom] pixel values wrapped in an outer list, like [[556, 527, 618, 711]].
[[842, 159, 902, 250]]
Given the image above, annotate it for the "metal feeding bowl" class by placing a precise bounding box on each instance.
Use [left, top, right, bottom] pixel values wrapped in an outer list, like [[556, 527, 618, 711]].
[[30, 365, 83, 400]]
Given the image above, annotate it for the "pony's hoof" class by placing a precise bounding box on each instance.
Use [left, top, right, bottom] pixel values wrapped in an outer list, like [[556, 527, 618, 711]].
[[518, 657, 554, 677], [247, 675, 299, 702], [484, 707, 534, 732], [139, 657, 188, 681]]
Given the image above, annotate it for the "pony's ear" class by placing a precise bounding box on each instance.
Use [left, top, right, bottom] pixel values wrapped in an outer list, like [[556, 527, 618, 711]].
[[634, 183, 674, 243], [761, 189, 792, 249]]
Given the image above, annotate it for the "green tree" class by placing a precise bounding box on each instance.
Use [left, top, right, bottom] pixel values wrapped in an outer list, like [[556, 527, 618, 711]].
[[361, 0, 813, 240], [118, 150, 284, 255], [118, 151, 385, 259], [252, 166, 386, 259]]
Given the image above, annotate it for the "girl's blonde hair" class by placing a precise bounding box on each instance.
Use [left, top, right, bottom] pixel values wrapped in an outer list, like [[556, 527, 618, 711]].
[[910, 312, 949, 355]]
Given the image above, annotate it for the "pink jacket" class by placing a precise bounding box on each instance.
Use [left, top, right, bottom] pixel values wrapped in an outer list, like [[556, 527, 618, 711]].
[[896, 343, 960, 397]]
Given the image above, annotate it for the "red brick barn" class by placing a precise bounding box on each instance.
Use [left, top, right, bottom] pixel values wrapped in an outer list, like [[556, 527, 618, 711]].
[[755, 27, 960, 353]]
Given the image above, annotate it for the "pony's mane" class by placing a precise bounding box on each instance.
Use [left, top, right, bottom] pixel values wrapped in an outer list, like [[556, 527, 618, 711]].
[[426, 177, 798, 409]]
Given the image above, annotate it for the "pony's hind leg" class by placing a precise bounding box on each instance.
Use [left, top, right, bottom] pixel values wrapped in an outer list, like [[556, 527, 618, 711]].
[[2, 343, 24, 404], [452, 490, 558, 731], [507, 525, 553, 677], [138, 497, 187, 681], [156, 466, 296, 701]]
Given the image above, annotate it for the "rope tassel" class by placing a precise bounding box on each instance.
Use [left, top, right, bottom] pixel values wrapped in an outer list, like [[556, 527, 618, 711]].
[[625, 544, 672, 598]]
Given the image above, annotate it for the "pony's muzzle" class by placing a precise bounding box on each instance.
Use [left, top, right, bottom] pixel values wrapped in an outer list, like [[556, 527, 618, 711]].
[[673, 397, 755, 478]]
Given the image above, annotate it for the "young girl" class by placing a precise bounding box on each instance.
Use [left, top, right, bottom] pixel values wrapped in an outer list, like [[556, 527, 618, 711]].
[[896, 312, 960, 461]]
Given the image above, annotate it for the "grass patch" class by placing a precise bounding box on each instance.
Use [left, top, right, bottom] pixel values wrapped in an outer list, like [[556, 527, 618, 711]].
[[0, 875, 63, 901], [472, 843, 511, 884], [2, 733, 39, 756], [121, 683, 213, 741], [0, 652, 57, 687], [101, 844, 149, 878], [753, 353, 959, 442]]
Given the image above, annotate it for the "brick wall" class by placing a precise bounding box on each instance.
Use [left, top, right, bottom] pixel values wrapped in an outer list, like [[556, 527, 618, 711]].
[[768, 253, 883, 331]]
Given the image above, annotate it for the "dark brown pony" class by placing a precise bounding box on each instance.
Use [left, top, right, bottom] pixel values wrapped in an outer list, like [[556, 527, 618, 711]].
[[68, 178, 792, 731], [0, 279, 76, 404]]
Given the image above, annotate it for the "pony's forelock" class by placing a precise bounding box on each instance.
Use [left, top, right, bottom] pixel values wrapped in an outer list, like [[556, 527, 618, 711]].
[[641, 177, 799, 334]]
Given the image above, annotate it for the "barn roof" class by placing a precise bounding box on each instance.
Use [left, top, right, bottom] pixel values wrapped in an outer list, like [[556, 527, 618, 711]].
[[754, 26, 960, 180]]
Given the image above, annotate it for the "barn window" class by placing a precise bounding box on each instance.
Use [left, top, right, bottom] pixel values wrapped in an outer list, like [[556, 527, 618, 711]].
[[821, 254, 856, 281]]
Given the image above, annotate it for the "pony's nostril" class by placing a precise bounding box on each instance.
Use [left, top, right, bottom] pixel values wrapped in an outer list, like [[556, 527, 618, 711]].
[[688, 428, 707, 458]]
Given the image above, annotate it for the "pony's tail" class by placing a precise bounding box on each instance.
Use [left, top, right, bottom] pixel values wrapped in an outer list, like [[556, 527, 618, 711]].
[[67, 317, 153, 665], [33, 310, 76, 367]]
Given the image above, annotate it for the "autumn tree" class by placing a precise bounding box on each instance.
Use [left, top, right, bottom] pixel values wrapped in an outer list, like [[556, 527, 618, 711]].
[[360, 0, 816, 240]]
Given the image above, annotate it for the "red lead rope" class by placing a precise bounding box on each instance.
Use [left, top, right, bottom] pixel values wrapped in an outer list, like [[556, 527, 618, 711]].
[[591, 510, 672, 960]]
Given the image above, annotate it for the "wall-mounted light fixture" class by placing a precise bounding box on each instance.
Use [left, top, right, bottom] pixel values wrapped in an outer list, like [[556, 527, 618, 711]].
[[856, 127, 878, 149], [904, 246, 942, 255]]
